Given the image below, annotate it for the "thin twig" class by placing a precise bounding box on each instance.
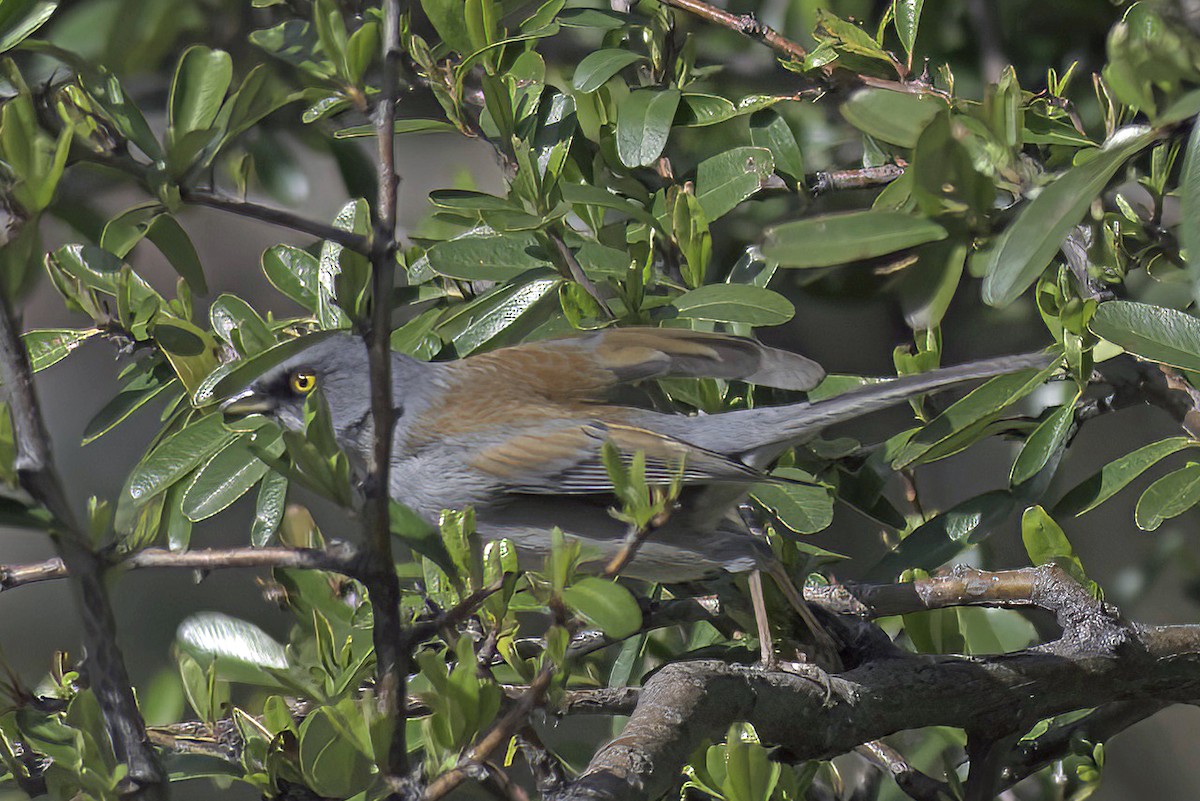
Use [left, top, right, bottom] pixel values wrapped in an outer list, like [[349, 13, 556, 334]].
[[547, 232, 616, 320], [0, 297, 164, 794], [0, 545, 360, 591], [363, 0, 409, 780], [655, 0, 808, 62], [424, 664, 557, 801], [855, 741, 951, 801], [409, 581, 505, 642], [179, 189, 371, 253]]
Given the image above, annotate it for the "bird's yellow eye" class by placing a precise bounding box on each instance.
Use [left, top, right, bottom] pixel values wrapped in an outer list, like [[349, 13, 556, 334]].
[[289, 370, 317, 394]]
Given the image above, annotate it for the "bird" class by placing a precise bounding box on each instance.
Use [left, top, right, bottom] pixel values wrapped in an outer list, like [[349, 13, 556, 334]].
[[221, 328, 1054, 661]]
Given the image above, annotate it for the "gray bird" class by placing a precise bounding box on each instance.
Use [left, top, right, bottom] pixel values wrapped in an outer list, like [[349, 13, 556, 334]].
[[220, 329, 1053, 587]]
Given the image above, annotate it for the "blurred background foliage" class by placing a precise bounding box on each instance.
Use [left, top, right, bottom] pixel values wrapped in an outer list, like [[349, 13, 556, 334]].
[[4, 0, 1200, 799]]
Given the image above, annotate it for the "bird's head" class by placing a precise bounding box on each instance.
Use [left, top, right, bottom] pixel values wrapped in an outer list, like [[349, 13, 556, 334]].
[[220, 334, 371, 441]]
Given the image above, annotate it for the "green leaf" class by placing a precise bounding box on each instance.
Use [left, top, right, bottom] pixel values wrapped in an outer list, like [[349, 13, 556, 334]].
[[561, 577, 642, 639], [298, 706, 374, 798], [209, 294, 273, 355], [317, 200, 368, 328], [1055, 437, 1195, 517], [1021, 505, 1097, 593], [840, 88, 946, 147], [1010, 403, 1075, 486], [425, 230, 551, 281], [152, 316, 221, 395], [670, 284, 794, 325], [1135, 463, 1200, 531], [251, 470, 288, 546], [749, 110, 804, 181], [169, 46, 233, 135], [1090, 300, 1200, 372], [751, 468, 833, 534], [572, 49, 643, 92], [616, 88, 681, 168], [23, 328, 98, 372], [980, 126, 1156, 307], [262, 244, 319, 311], [0, 0, 56, 52], [176, 611, 289, 683], [181, 428, 283, 522], [436, 277, 560, 355], [694, 146, 774, 221], [333, 118, 459, 138], [83, 368, 179, 445], [898, 239, 965, 330], [146, 215, 208, 295], [724, 725, 781, 801], [764, 210, 946, 268], [421, 0, 474, 52], [893, 0, 924, 56], [121, 414, 236, 518], [893, 366, 1052, 469], [870, 490, 1016, 579]]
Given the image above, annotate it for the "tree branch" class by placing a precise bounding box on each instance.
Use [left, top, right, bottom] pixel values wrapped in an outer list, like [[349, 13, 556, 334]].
[[0, 297, 165, 794], [363, 0, 409, 782], [654, 0, 809, 63], [552, 566, 1195, 801], [178, 189, 371, 254]]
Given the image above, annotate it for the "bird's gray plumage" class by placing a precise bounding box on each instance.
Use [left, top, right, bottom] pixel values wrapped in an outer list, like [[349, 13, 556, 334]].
[[223, 332, 1055, 581]]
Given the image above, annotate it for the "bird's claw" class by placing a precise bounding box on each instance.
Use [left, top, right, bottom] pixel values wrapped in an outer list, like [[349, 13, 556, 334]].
[[775, 659, 836, 707]]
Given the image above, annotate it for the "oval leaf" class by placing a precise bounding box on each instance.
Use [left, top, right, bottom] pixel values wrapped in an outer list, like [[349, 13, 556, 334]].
[[616, 88, 680, 168], [1055, 436, 1195, 517], [572, 48, 643, 92], [562, 577, 642, 639], [670, 284, 794, 325], [1090, 300, 1200, 371], [1135, 462, 1200, 531], [1009, 402, 1075, 486], [763, 211, 946, 268], [840, 88, 946, 147]]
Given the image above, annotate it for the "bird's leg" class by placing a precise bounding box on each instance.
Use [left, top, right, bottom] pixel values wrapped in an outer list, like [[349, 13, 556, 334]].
[[764, 561, 843, 672], [747, 570, 776, 668]]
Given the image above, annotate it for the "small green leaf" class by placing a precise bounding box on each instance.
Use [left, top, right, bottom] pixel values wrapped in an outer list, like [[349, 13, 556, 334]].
[[572, 49, 643, 92], [1010, 403, 1075, 486], [425, 230, 551, 281], [176, 611, 289, 684], [871, 490, 1016, 579], [333, 118, 459, 138], [616, 88, 680, 168], [121, 414, 236, 516], [262, 244, 319, 311], [749, 110, 804, 181], [1135, 463, 1200, 531], [251, 470, 289, 547], [840, 88, 946, 147], [1090, 300, 1200, 372], [209, 294, 274, 355], [670, 284, 794, 325], [1021, 505, 1097, 593], [146, 215, 208, 295], [751, 469, 833, 534], [1056, 436, 1195, 517], [893, 0, 924, 57], [23, 328, 98, 372], [562, 577, 642, 639], [764, 210, 946, 268], [0, 0, 57, 53], [181, 428, 283, 522], [694, 146, 774, 221], [980, 126, 1156, 307], [169, 46, 233, 136]]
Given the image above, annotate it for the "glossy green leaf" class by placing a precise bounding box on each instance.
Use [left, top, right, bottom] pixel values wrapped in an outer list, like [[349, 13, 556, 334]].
[[1010, 403, 1075, 486], [560, 183, 660, 229], [893, 365, 1054, 469], [1135, 462, 1200, 531], [298, 705, 374, 798], [724, 727, 780, 801], [870, 490, 1016, 579], [572, 48, 643, 92], [421, 0, 474, 52], [1090, 300, 1200, 371], [694, 146, 774, 221], [23, 328, 98, 372], [333, 118, 459, 138], [426, 230, 551, 281], [251, 470, 289, 547], [1021, 505, 1097, 593], [182, 428, 283, 522], [616, 88, 680, 168], [0, 0, 56, 52], [123, 414, 236, 512], [317, 200, 368, 328], [763, 211, 946, 268], [176, 611, 289, 685], [169, 46, 233, 135], [210, 294, 274, 355], [146, 215, 208, 295], [893, 0, 924, 56], [444, 278, 560, 354], [670, 284, 794, 325], [980, 126, 1156, 307], [262, 244, 320, 311], [840, 88, 946, 147], [751, 469, 833, 534], [749, 110, 803, 181], [83, 369, 179, 445], [562, 577, 642, 639], [152, 316, 221, 396], [1056, 436, 1195, 517], [898, 239, 965, 330]]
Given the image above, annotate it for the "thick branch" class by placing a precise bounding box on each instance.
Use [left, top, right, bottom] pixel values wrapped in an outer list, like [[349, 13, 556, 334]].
[[0, 298, 164, 793]]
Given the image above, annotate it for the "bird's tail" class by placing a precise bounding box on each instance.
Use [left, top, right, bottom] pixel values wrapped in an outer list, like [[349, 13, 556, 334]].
[[693, 350, 1058, 466]]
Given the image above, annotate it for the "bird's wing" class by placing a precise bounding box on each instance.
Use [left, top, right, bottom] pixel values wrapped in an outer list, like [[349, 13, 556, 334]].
[[467, 419, 768, 495], [446, 328, 825, 405]]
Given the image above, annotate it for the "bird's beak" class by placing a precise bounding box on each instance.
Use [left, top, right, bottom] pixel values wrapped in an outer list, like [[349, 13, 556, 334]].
[[220, 389, 276, 417]]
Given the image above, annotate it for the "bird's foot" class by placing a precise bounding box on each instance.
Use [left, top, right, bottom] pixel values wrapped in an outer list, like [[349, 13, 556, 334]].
[[776, 659, 836, 708]]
